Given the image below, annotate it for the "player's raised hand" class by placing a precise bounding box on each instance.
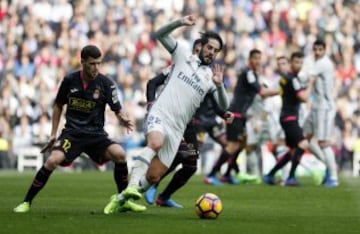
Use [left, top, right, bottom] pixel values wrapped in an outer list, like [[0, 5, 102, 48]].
[[182, 15, 196, 26], [212, 64, 225, 86], [40, 135, 56, 153]]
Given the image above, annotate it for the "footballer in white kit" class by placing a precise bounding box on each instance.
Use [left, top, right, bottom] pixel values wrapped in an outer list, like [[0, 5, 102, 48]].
[[146, 47, 222, 167], [302, 39, 338, 187], [103, 15, 229, 214], [303, 54, 336, 140]]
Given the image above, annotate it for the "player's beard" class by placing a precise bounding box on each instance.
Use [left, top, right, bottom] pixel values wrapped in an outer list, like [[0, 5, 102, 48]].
[[199, 50, 213, 66]]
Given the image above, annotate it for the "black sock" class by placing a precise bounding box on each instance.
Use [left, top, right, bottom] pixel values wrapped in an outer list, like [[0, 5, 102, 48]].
[[289, 147, 305, 178], [159, 157, 197, 200], [114, 162, 128, 193], [161, 154, 182, 181], [224, 152, 240, 176], [24, 166, 53, 204], [209, 150, 231, 176], [268, 152, 291, 177], [230, 149, 241, 174]]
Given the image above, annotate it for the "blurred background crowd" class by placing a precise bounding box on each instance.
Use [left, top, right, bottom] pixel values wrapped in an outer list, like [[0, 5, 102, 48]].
[[0, 0, 359, 174]]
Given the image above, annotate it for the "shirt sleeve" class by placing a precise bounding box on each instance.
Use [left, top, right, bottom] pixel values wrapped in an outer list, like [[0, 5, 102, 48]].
[[171, 42, 190, 64], [207, 92, 226, 117], [292, 77, 305, 96], [246, 70, 261, 93], [54, 77, 70, 105], [106, 80, 122, 112]]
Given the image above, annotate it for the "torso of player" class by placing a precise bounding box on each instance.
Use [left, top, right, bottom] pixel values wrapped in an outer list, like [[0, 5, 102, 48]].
[[228, 69, 260, 115], [150, 44, 216, 131], [312, 56, 335, 110], [57, 71, 120, 134], [279, 74, 303, 118]]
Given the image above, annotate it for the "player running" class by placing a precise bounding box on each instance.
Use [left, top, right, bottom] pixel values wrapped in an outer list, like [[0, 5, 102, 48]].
[[263, 52, 315, 186], [104, 15, 229, 213], [143, 37, 232, 208]]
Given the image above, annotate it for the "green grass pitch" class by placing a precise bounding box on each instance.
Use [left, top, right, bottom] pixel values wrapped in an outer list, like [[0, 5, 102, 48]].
[[1, 170, 359, 234]]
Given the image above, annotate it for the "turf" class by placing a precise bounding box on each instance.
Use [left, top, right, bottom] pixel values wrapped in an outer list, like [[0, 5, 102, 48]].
[[1, 170, 359, 234]]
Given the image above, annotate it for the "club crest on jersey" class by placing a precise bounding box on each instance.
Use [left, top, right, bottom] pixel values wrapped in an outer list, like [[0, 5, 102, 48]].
[[93, 88, 100, 99], [187, 143, 194, 149]]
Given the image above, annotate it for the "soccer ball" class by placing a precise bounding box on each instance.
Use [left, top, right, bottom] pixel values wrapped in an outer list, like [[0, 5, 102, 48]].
[[195, 193, 223, 219]]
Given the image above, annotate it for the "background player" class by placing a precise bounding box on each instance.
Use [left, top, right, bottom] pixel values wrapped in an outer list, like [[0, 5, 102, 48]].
[[205, 49, 279, 185], [263, 52, 315, 185], [303, 39, 339, 187]]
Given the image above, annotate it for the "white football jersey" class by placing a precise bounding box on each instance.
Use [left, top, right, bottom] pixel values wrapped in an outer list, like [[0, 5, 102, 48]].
[[309, 55, 335, 110], [149, 42, 217, 131]]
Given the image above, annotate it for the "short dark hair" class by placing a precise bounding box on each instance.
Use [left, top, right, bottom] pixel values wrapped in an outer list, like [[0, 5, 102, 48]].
[[193, 38, 202, 50], [313, 39, 326, 49], [249, 49, 261, 58], [81, 45, 102, 60], [200, 31, 223, 50], [290, 51, 304, 61]]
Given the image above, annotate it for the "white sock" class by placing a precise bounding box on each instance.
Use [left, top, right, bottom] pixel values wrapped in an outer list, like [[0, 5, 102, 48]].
[[247, 150, 260, 176], [128, 147, 156, 188], [275, 145, 288, 159], [117, 193, 125, 202], [309, 140, 325, 162], [139, 175, 151, 193], [281, 163, 290, 182], [322, 146, 338, 181]]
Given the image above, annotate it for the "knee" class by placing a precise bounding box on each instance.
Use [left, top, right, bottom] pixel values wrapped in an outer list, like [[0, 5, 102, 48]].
[[146, 133, 164, 152], [44, 155, 61, 170], [147, 140, 162, 153], [106, 144, 126, 163], [318, 141, 329, 148], [298, 140, 309, 150], [246, 144, 256, 152], [146, 172, 162, 184], [111, 151, 126, 164], [225, 143, 236, 154]]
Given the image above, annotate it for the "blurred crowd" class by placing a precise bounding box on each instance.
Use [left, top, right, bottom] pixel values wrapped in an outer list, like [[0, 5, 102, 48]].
[[0, 0, 359, 173]]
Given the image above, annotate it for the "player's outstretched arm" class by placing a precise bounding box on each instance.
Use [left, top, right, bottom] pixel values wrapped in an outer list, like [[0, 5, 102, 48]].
[[207, 92, 234, 124], [259, 86, 280, 98], [154, 15, 196, 53], [297, 76, 315, 102]]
